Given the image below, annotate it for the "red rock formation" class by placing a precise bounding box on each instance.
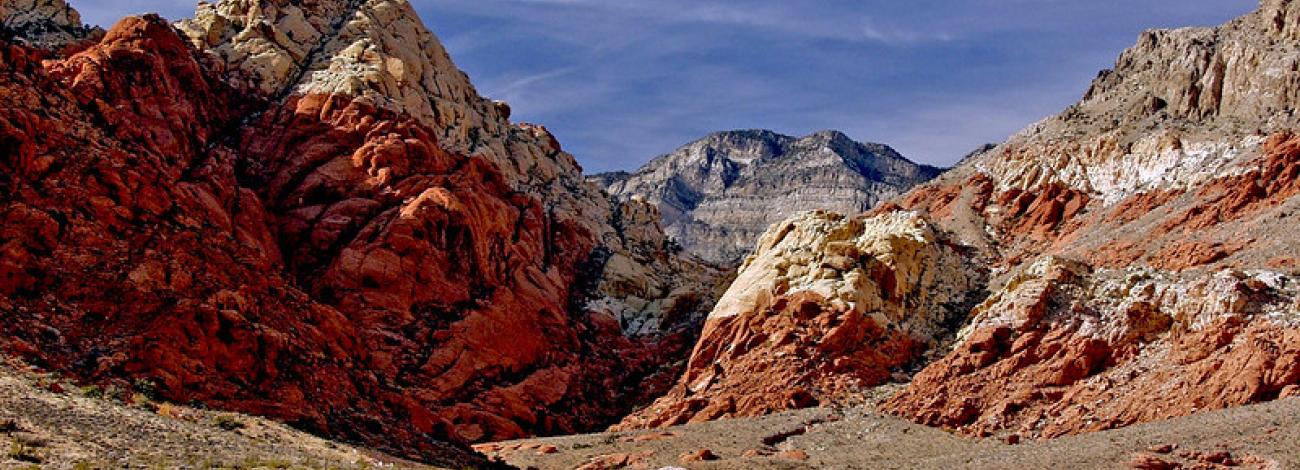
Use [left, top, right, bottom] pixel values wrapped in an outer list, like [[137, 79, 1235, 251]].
[[879, 173, 994, 221], [1103, 189, 1184, 225], [1161, 133, 1300, 235], [0, 11, 707, 465], [876, 143, 1300, 439], [1, 15, 455, 462], [615, 211, 981, 430], [1147, 240, 1247, 272], [1089, 240, 1149, 269], [884, 260, 1300, 438], [1270, 257, 1300, 271], [865, 113, 1300, 444], [618, 291, 923, 429], [995, 183, 1092, 242]]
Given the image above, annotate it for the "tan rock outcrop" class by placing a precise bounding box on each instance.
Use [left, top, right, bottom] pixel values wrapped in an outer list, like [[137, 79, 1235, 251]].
[[1261, 0, 1300, 40], [616, 211, 982, 429], [0, 0, 99, 50], [1, 0, 79, 30]]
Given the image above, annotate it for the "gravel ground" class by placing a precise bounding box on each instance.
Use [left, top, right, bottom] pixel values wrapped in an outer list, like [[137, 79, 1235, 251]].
[[0, 366, 438, 469], [5, 357, 1296, 470], [488, 398, 1300, 469]]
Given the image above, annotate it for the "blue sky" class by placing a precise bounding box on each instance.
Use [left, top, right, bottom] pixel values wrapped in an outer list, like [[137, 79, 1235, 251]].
[[75, 1, 1254, 172]]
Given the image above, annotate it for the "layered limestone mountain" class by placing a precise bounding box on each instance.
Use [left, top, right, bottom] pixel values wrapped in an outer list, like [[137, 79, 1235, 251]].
[[595, 130, 943, 265], [629, 0, 1300, 439], [0, 0, 719, 465]]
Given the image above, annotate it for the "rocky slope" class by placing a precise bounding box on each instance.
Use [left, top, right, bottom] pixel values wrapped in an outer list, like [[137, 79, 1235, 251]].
[[617, 211, 983, 429], [595, 130, 943, 265], [881, 0, 1300, 438], [0, 362, 436, 469], [0, 0, 719, 465], [626, 0, 1300, 439], [0, 0, 99, 50], [495, 397, 1300, 469]]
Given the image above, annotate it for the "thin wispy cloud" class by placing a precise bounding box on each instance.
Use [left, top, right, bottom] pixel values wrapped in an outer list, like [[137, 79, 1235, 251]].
[[860, 19, 956, 45], [77, 0, 1257, 172], [422, 0, 1254, 171], [440, 0, 957, 45], [493, 66, 580, 97]]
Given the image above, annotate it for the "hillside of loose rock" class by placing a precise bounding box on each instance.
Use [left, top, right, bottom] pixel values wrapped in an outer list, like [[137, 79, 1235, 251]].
[[0, 362, 439, 469]]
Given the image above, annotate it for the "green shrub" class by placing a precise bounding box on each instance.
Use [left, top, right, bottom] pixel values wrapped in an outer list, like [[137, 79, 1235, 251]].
[[212, 414, 245, 431], [133, 378, 161, 401], [102, 385, 125, 402], [7, 441, 42, 463]]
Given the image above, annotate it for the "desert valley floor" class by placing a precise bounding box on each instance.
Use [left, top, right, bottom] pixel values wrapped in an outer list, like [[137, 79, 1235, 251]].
[[4, 362, 1299, 469]]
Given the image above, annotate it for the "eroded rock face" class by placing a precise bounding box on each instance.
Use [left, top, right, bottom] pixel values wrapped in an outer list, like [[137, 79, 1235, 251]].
[[179, 0, 721, 338], [177, 0, 494, 154], [616, 211, 982, 429], [886, 260, 1300, 438], [974, 0, 1300, 207], [873, 142, 1300, 438], [0, 0, 721, 464], [1262, 0, 1300, 40], [1, 0, 78, 27], [632, 0, 1300, 440], [595, 130, 943, 266], [582, 200, 727, 338], [873, 0, 1300, 438]]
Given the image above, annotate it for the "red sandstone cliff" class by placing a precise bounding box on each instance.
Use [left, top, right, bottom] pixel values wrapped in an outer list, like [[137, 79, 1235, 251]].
[[0, 0, 720, 465]]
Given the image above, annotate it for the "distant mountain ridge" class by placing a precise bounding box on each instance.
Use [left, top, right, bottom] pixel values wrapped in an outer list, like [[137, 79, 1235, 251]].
[[593, 129, 944, 265]]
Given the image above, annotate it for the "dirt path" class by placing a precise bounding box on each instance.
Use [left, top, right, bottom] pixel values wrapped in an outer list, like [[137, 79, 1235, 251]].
[[489, 399, 1300, 469]]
